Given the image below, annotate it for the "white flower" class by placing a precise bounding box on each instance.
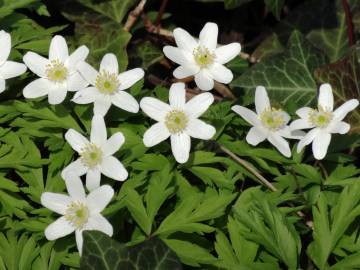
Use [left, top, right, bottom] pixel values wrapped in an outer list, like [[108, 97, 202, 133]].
[[163, 22, 241, 91], [290, 83, 359, 160], [41, 173, 113, 255], [73, 53, 144, 116], [62, 114, 128, 190], [140, 82, 216, 163], [23, 35, 89, 104], [0, 30, 27, 93], [231, 86, 301, 157]]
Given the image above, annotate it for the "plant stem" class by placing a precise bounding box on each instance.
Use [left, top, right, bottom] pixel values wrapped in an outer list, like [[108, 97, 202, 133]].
[[155, 0, 169, 26], [123, 0, 147, 32], [342, 0, 355, 46]]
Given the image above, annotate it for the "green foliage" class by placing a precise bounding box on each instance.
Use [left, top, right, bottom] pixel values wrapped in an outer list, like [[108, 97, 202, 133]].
[[80, 231, 182, 270]]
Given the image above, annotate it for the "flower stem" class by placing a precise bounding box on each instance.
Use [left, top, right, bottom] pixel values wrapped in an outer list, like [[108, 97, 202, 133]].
[[342, 0, 355, 46]]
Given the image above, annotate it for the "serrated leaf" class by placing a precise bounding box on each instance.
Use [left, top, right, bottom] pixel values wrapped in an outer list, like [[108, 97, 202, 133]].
[[231, 31, 327, 108], [81, 231, 182, 270]]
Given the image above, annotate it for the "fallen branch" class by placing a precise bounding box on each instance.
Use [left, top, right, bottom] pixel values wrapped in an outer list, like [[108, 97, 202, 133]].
[[123, 0, 147, 32]]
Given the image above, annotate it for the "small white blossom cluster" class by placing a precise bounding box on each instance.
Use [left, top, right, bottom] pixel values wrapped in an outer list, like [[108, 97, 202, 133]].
[[0, 20, 358, 255]]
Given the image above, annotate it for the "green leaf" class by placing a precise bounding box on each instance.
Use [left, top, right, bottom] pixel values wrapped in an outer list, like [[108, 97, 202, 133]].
[[264, 0, 284, 20], [307, 183, 360, 269], [163, 238, 217, 267], [314, 48, 360, 133], [251, 33, 285, 61], [0, 0, 37, 17], [76, 0, 136, 23], [232, 31, 327, 108], [81, 231, 182, 270], [134, 41, 163, 69]]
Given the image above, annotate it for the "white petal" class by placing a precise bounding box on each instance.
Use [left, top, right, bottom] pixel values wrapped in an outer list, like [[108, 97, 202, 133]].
[[290, 119, 313, 130], [41, 192, 71, 215], [75, 230, 84, 255], [61, 159, 88, 178], [102, 132, 125, 156], [67, 72, 88, 92], [184, 92, 214, 118], [72, 87, 98, 104], [66, 45, 89, 71], [90, 114, 107, 146], [93, 97, 112, 116], [163, 46, 195, 66], [246, 126, 267, 146], [268, 133, 291, 157], [86, 185, 114, 214], [173, 27, 198, 52], [23, 78, 50, 99], [255, 86, 270, 114], [0, 78, 4, 93], [199, 22, 218, 51], [312, 132, 331, 160], [0, 31, 11, 64], [173, 65, 199, 79], [231, 105, 260, 126], [100, 53, 118, 74], [186, 119, 215, 140], [194, 69, 214, 91], [48, 86, 67, 105], [45, 216, 75, 240], [215, 43, 241, 64], [170, 133, 191, 163], [78, 61, 98, 86], [318, 83, 333, 111], [297, 128, 320, 153], [84, 214, 113, 236], [65, 129, 89, 153], [140, 97, 171, 122], [86, 169, 101, 191], [49, 35, 69, 61], [118, 68, 145, 90], [23, 52, 49, 78], [143, 122, 170, 147], [112, 91, 139, 113], [169, 82, 186, 108], [296, 107, 312, 119], [329, 121, 350, 134], [333, 99, 359, 121], [208, 63, 233, 84], [63, 173, 86, 200], [100, 156, 128, 181], [0, 61, 26, 79]]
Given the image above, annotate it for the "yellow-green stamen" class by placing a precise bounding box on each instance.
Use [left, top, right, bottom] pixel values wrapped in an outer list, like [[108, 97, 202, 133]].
[[260, 108, 287, 130], [46, 60, 68, 82], [193, 46, 215, 68], [95, 71, 120, 94], [80, 143, 103, 168], [65, 201, 89, 229], [165, 110, 188, 134], [309, 107, 333, 128]]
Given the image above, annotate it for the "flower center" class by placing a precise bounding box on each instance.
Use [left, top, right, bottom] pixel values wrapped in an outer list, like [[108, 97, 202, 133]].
[[95, 71, 120, 94], [46, 60, 68, 83], [193, 46, 215, 68], [309, 107, 333, 128], [65, 201, 89, 229], [80, 143, 103, 168], [165, 110, 188, 134], [260, 108, 287, 130]]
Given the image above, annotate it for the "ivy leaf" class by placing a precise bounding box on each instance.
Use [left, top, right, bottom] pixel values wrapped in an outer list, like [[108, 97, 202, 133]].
[[81, 231, 182, 270], [307, 183, 360, 269], [76, 0, 136, 23], [264, 0, 284, 20], [231, 31, 327, 108], [134, 41, 163, 69], [314, 48, 360, 132]]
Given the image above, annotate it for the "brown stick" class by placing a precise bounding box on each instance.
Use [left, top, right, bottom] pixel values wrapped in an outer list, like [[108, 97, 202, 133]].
[[342, 0, 355, 46], [155, 0, 169, 26], [123, 0, 147, 32]]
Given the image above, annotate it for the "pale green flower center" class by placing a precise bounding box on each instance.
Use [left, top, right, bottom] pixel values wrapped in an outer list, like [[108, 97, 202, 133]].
[[260, 108, 287, 130], [80, 143, 103, 168], [193, 46, 215, 68], [65, 201, 89, 229], [165, 110, 188, 134], [46, 60, 68, 82], [95, 71, 120, 94], [309, 107, 332, 128]]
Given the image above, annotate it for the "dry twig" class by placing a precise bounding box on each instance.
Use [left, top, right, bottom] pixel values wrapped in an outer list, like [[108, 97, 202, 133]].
[[123, 0, 147, 32]]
